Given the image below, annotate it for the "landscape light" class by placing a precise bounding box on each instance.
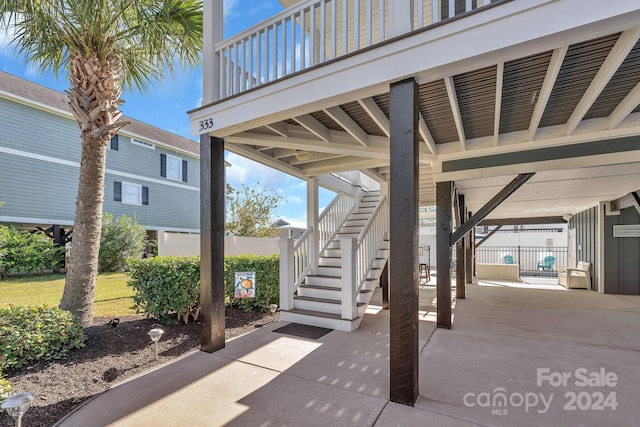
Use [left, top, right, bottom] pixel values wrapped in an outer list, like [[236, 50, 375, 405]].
[[1, 392, 35, 427], [147, 328, 164, 361]]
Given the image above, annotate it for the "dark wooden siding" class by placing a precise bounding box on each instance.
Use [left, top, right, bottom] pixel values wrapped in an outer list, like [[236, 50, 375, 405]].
[[568, 207, 598, 290], [603, 207, 640, 295]]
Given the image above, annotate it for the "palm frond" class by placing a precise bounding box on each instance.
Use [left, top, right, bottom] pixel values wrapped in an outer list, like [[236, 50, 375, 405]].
[[0, 0, 204, 92]]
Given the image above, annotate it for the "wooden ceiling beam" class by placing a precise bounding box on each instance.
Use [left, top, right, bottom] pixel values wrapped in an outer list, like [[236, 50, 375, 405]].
[[324, 106, 370, 146], [493, 62, 504, 146], [358, 97, 390, 137], [566, 28, 640, 136], [265, 121, 289, 137], [293, 114, 331, 142], [528, 46, 568, 142], [444, 76, 466, 151]]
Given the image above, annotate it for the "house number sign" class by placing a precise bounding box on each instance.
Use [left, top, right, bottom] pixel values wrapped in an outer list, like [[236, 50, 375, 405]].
[[198, 117, 214, 132]]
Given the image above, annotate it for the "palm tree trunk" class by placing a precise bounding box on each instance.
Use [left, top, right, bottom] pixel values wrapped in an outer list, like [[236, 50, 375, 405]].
[[60, 134, 107, 324], [60, 54, 126, 326]]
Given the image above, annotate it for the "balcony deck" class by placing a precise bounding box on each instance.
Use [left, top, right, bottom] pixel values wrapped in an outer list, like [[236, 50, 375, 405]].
[[190, 0, 640, 217]]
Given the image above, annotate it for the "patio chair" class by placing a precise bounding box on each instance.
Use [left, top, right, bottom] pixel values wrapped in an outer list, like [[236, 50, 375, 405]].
[[418, 244, 430, 282], [537, 256, 555, 271], [503, 255, 514, 264], [558, 261, 591, 289]]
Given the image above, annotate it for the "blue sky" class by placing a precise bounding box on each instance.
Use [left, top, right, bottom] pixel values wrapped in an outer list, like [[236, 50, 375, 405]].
[[0, 1, 333, 225]]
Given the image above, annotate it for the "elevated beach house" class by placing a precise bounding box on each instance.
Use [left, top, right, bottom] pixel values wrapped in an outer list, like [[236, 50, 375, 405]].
[[190, 0, 640, 404]]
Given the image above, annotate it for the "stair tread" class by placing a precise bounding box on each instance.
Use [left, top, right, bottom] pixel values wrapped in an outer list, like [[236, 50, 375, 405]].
[[299, 284, 341, 290], [307, 274, 342, 279], [282, 308, 343, 320], [294, 295, 366, 306], [300, 284, 371, 294]]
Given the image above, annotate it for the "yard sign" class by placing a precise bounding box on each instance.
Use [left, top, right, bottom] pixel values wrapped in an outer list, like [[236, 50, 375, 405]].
[[234, 271, 256, 298]]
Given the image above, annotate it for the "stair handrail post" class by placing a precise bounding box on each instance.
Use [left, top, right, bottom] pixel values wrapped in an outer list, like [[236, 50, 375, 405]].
[[278, 237, 295, 310], [354, 186, 362, 212], [307, 177, 319, 274], [341, 237, 357, 320]]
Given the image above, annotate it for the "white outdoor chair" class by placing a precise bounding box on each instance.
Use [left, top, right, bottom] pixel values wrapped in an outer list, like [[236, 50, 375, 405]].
[[558, 261, 591, 289]]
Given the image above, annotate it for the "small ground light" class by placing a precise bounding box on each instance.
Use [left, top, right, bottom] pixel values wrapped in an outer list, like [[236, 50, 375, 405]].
[[269, 304, 278, 322], [148, 328, 164, 361], [1, 392, 35, 427]]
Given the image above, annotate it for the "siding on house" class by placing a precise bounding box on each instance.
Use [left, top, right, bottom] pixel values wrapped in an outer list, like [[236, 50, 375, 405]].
[[603, 207, 640, 295], [0, 71, 200, 233], [568, 207, 599, 291]]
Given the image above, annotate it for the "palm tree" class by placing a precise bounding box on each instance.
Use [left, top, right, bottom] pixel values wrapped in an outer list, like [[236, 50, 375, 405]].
[[0, 0, 203, 326]]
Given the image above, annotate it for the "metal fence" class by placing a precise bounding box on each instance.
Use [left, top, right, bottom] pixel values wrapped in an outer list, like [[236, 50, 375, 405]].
[[475, 246, 568, 278]]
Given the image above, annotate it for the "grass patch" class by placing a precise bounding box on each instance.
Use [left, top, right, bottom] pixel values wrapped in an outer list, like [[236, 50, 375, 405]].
[[0, 273, 136, 317]]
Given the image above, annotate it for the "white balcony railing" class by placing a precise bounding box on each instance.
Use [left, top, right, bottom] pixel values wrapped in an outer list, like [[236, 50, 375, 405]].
[[215, 0, 494, 98]]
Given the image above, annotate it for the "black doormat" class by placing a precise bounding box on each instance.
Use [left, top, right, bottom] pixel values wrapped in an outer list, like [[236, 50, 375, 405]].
[[273, 323, 333, 340]]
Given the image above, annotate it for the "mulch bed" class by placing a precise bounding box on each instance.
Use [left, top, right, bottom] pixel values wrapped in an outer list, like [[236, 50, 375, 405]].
[[1, 308, 275, 427]]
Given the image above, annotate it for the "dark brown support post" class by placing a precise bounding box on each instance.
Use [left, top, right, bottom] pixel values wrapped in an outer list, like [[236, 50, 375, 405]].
[[52, 225, 65, 272], [389, 77, 419, 406], [466, 211, 473, 284], [200, 135, 226, 352], [476, 225, 502, 247], [450, 173, 535, 245], [436, 181, 453, 329], [381, 260, 389, 310], [456, 194, 466, 299]]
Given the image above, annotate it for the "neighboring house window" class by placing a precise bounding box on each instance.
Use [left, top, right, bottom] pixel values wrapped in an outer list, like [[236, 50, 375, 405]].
[[160, 153, 188, 182], [114, 181, 149, 205], [110, 134, 119, 150]]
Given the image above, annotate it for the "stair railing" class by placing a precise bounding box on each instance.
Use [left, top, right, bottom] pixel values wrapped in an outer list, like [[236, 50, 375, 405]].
[[341, 196, 388, 319], [318, 192, 356, 254], [279, 191, 355, 311]]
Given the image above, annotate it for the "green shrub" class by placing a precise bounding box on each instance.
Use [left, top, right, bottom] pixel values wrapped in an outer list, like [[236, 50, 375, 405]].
[[0, 225, 65, 279], [99, 213, 147, 272], [127, 257, 200, 324], [126, 255, 280, 322], [0, 369, 9, 404], [224, 255, 280, 311], [0, 305, 85, 371]]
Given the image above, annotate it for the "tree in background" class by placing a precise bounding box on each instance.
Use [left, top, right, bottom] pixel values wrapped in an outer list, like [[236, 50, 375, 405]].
[[0, 0, 203, 325], [99, 213, 147, 273], [225, 183, 283, 238]]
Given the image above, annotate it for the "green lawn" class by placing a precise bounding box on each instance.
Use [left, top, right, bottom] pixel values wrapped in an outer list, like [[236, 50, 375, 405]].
[[0, 273, 137, 317]]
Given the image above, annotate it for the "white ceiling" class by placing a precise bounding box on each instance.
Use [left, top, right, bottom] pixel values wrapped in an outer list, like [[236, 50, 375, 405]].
[[456, 162, 640, 220]]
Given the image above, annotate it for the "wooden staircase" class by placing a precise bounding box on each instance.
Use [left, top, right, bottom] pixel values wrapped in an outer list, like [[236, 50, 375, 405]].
[[280, 191, 389, 331]]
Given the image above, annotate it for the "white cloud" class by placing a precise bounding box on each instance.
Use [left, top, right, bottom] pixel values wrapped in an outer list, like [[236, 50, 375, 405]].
[[224, 152, 290, 189], [224, 0, 239, 14], [0, 18, 17, 54], [287, 195, 303, 204]]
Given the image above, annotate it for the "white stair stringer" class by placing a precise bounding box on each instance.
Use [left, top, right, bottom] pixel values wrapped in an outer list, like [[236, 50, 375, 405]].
[[280, 191, 388, 331]]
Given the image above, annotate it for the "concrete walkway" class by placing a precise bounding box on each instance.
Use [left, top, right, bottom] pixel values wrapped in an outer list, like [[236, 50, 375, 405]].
[[58, 280, 640, 426]]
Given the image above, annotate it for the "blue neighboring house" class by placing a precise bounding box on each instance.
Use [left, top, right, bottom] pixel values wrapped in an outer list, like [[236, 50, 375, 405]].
[[0, 71, 200, 246]]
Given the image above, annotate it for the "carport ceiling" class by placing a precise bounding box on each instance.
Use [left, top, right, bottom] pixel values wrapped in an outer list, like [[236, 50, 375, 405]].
[[456, 162, 640, 219]]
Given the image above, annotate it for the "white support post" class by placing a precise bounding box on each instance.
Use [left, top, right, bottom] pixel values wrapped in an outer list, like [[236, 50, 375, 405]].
[[352, 183, 363, 212], [341, 237, 357, 320], [204, 0, 223, 103], [389, 0, 413, 38], [278, 238, 295, 310], [380, 182, 390, 240], [307, 177, 319, 274]]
